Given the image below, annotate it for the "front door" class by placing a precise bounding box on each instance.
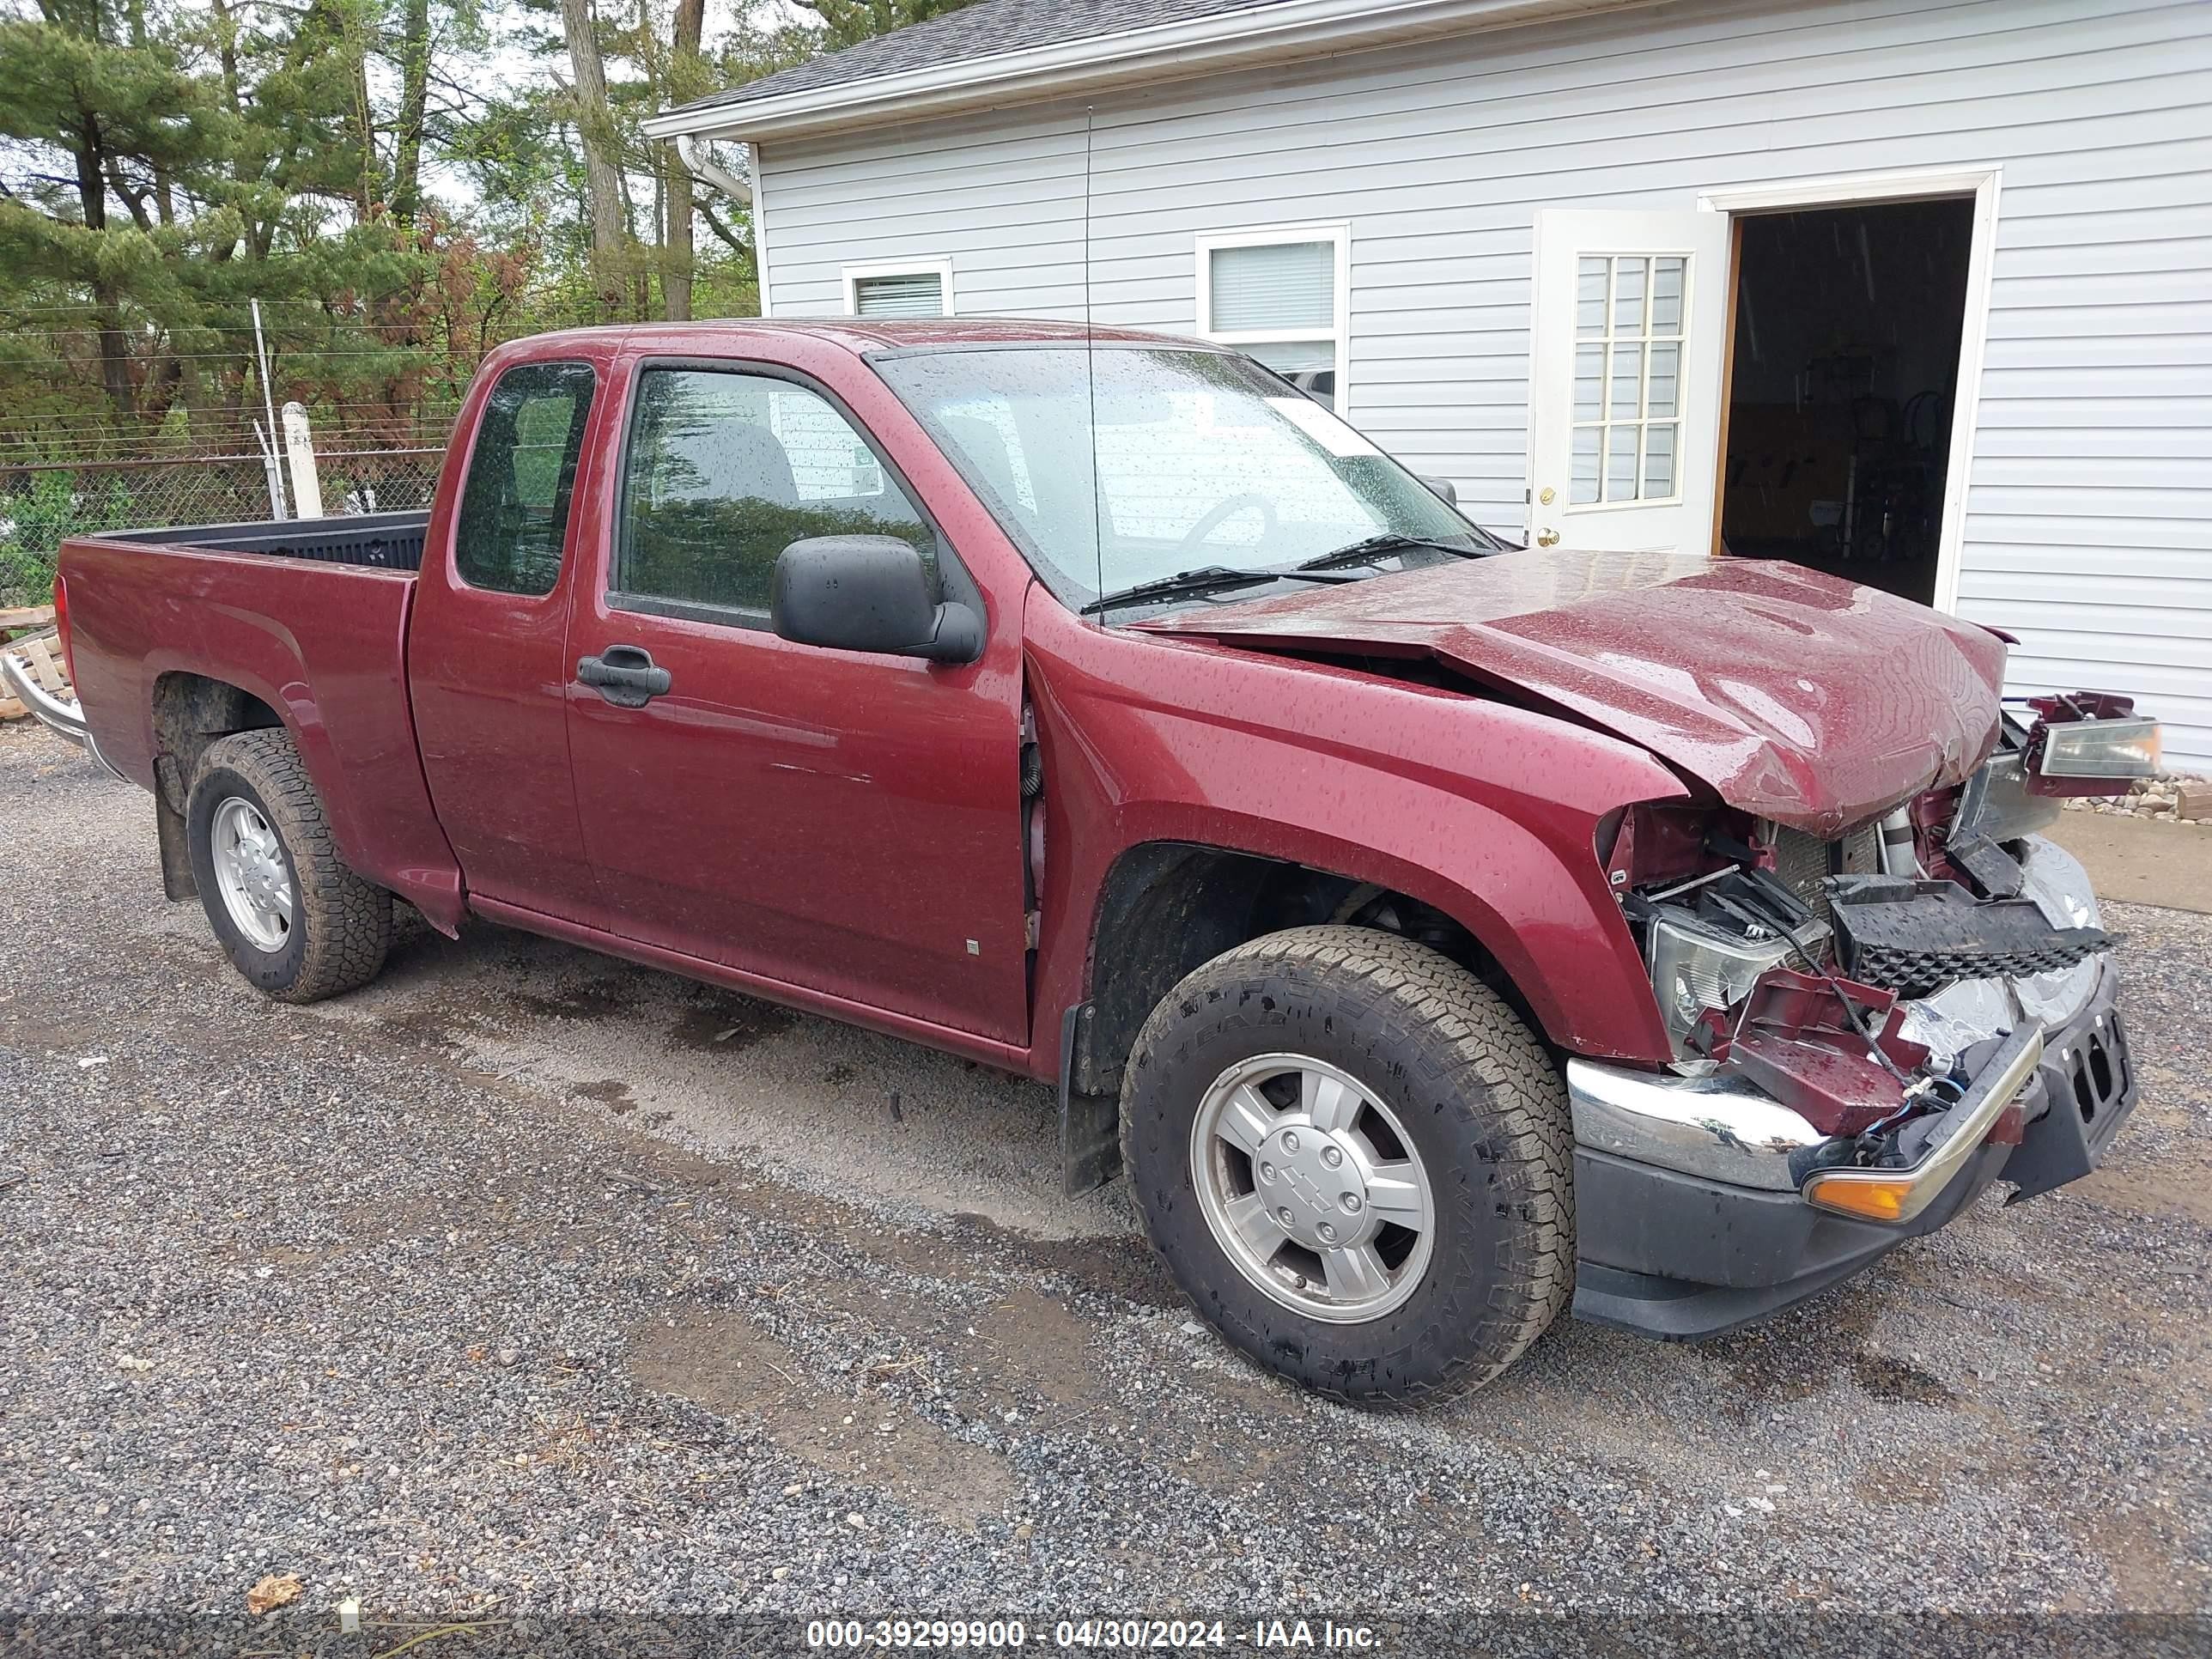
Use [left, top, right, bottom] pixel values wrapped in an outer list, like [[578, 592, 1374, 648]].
[[1528, 209, 1732, 553], [562, 358, 1030, 1043]]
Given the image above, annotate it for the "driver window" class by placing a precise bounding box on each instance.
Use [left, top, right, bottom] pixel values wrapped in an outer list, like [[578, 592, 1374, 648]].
[[616, 368, 934, 615]]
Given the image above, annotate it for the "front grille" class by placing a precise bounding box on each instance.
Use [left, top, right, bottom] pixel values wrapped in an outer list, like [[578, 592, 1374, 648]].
[[1771, 824, 1881, 928], [1849, 932, 2107, 996]]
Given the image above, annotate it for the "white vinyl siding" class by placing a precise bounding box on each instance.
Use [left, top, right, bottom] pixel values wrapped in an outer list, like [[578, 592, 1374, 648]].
[[756, 0, 2212, 766]]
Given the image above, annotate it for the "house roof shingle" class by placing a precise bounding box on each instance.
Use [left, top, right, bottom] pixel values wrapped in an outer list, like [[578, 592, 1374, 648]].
[[674, 0, 1296, 117]]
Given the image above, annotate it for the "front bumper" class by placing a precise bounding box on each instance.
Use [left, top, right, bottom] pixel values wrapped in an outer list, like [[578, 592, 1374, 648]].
[[1569, 956, 2136, 1340]]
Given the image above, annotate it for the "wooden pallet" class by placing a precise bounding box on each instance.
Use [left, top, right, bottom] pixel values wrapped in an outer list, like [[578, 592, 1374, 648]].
[[0, 626, 69, 723]]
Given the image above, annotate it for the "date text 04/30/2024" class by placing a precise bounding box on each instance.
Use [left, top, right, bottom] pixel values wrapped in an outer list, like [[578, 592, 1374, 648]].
[[804, 1619, 1382, 1650]]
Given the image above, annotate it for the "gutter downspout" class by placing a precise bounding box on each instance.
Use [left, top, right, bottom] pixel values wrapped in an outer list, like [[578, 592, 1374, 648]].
[[676, 134, 752, 210], [673, 133, 768, 315]]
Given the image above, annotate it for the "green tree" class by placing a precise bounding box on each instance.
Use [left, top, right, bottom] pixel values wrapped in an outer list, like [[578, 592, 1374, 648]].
[[0, 0, 231, 420], [789, 0, 975, 50]]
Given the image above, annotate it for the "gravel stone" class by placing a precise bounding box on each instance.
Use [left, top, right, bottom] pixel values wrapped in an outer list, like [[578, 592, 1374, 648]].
[[0, 720, 2207, 1649]]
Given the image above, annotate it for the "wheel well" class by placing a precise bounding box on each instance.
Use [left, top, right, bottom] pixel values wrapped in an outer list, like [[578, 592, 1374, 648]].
[[149, 672, 283, 814], [1070, 842, 1534, 1098]]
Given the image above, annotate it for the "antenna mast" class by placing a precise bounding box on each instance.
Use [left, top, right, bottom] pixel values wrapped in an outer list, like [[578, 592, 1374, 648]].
[[1083, 104, 1104, 610]]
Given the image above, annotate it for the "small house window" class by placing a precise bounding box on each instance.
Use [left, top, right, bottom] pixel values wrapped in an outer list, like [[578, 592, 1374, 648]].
[[1196, 224, 1350, 413], [844, 260, 954, 319]]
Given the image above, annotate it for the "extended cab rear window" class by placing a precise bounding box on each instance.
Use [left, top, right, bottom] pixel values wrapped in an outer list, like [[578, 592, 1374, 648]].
[[454, 362, 598, 597]]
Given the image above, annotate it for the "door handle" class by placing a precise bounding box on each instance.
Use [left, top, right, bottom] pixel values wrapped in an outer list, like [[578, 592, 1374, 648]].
[[1536, 528, 1561, 547], [576, 644, 672, 708]]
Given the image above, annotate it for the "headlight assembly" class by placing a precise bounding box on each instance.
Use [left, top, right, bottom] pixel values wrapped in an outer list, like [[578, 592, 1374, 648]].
[[1646, 908, 1828, 1047]]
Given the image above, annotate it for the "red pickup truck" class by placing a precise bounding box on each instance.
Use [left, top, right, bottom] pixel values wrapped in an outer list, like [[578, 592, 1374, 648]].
[[27, 319, 2156, 1402]]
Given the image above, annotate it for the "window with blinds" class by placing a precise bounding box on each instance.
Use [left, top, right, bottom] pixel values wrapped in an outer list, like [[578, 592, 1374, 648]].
[[1208, 241, 1335, 332], [1197, 228, 1346, 412], [851, 270, 946, 318]]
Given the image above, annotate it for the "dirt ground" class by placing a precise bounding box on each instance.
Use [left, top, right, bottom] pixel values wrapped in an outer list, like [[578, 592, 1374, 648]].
[[2, 721, 2207, 1654]]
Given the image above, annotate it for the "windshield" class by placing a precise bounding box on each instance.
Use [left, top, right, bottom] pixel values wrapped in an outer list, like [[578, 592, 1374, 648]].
[[871, 345, 1497, 613]]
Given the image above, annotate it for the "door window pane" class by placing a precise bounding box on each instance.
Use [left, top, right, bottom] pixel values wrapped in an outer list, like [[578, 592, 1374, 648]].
[[1572, 344, 1603, 421], [1567, 252, 1690, 506], [1605, 424, 1639, 502], [852, 270, 945, 317], [1647, 343, 1680, 418], [1576, 258, 1607, 337], [1650, 258, 1685, 333], [1611, 258, 1647, 334], [1644, 422, 1677, 498], [617, 369, 933, 615], [1571, 426, 1601, 505], [454, 362, 596, 596], [1608, 343, 1644, 420]]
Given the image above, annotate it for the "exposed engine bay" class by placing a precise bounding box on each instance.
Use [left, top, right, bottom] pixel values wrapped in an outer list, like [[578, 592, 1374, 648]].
[[1609, 692, 2156, 1192]]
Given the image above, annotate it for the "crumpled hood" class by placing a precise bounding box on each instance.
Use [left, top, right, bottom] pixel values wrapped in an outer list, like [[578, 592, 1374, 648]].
[[1138, 549, 2008, 838]]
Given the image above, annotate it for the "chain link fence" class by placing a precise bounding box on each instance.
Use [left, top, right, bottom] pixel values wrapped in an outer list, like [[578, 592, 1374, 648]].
[[0, 447, 444, 605]]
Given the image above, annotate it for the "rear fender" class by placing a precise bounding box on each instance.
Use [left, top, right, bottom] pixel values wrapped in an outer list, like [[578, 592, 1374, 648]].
[[63, 539, 465, 933]]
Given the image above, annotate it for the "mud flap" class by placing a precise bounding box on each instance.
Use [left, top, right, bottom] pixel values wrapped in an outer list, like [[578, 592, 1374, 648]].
[[1058, 1002, 1121, 1196], [154, 776, 198, 902]]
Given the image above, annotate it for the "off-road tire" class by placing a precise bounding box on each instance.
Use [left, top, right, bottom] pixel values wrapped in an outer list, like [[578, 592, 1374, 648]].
[[186, 729, 392, 1003], [1121, 926, 1573, 1404]]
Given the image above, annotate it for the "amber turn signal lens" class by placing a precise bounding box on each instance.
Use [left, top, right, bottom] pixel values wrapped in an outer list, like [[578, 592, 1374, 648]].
[[1802, 1173, 1913, 1222]]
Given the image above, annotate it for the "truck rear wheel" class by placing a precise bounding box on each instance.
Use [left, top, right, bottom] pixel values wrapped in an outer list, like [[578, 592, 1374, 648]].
[[186, 729, 392, 1003], [1120, 926, 1573, 1403]]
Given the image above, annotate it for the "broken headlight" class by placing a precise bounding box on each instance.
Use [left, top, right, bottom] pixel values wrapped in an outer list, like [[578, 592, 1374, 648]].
[[2021, 692, 2161, 794], [1646, 904, 1831, 1048], [2037, 715, 2160, 781]]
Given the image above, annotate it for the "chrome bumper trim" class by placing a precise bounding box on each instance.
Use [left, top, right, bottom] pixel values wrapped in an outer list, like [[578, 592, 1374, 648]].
[[1, 645, 123, 780], [1565, 1060, 1828, 1193], [1801, 1024, 2044, 1224], [1571, 955, 2097, 1196]]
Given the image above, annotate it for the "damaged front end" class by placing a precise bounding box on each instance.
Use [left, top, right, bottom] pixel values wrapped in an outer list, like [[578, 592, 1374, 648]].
[[1571, 695, 2153, 1340]]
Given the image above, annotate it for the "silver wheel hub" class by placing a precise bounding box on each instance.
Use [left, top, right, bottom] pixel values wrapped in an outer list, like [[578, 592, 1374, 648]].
[[1190, 1054, 1435, 1325], [211, 797, 294, 953], [1255, 1125, 1369, 1249]]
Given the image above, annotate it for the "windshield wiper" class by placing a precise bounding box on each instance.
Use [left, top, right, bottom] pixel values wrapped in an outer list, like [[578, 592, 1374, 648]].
[[1297, 532, 1488, 573], [1079, 564, 1350, 617], [1079, 566, 1277, 616]]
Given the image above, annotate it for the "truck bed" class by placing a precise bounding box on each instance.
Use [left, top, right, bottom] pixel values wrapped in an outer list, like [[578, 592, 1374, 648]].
[[95, 510, 430, 572], [60, 520, 463, 930]]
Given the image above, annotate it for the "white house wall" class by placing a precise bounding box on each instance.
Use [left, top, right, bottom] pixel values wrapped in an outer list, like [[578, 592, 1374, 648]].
[[755, 0, 2212, 767]]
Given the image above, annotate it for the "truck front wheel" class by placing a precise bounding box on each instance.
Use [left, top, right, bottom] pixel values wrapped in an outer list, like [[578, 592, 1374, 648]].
[[1121, 926, 1573, 1403], [185, 729, 392, 1003]]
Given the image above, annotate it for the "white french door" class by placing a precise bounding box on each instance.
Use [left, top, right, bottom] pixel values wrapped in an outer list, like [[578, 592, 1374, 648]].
[[1528, 209, 1731, 553]]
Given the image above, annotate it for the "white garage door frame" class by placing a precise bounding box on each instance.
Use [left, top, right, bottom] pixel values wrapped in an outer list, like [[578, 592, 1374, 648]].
[[1695, 164, 2004, 617]]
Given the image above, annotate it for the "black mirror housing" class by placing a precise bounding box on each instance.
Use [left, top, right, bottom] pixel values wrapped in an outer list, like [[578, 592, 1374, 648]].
[[769, 535, 981, 664]]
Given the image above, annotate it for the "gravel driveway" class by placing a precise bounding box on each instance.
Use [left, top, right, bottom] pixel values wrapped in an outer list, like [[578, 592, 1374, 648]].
[[2, 722, 2208, 1652]]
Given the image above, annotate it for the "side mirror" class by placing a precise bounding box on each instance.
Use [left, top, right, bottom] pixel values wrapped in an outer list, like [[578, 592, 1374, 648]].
[[1418, 474, 1458, 507], [769, 534, 982, 664]]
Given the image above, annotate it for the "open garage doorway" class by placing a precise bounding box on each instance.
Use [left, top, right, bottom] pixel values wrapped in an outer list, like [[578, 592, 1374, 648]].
[[1717, 196, 1977, 605]]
